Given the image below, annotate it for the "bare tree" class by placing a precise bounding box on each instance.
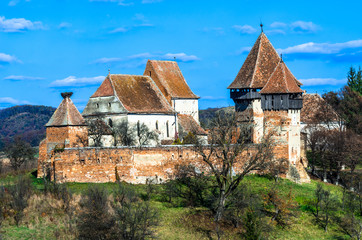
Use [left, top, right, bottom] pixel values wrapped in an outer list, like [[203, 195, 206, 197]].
[[5, 136, 36, 171], [136, 123, 159, 147], [112, 120, 137, 146], [87, 118, 111, 147], [193, 113, 276, 239]]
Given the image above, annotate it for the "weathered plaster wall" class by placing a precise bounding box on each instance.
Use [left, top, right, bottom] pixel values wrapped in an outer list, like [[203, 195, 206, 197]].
[[173, 99, 199, 123]]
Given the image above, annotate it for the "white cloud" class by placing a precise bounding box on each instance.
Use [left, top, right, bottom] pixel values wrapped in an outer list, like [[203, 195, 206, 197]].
[[300, 78, 346, 86], [163, 53, 200, 62], [269, 21, 320, 34], [3, 75, 43, 81], [0, 53, 19, 63], [109, 27, 128, 33], [50, 76, 105, 87], [278, 40, 362, 54], [0, 16, 44, 32], [142, 0, 163, 3], [93, 52, 199, 66], [232, 25, 257, 34], [270, 22, 287, 29], [92, 57, 123, 64], [291, 21, 319, 33], [58, 22, 72, 29], [8, 0, 30, 6], [0, 97, 30, 105], [265, 29, 286, 35], [89, 0, 133, 6]]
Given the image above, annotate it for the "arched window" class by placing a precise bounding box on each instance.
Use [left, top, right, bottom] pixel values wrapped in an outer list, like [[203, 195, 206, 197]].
[[156, 120, 159, 130], [166, 121, 169, 137], [137, 121, 140, 136], [108, 119, 113, 128]]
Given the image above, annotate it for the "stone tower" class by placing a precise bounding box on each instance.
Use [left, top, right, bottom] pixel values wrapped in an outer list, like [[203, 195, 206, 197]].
[[38, 92, 88, 178], [259, 59, 303, 165], [228, 32, 308, 181], [228, 32, 283, 143]]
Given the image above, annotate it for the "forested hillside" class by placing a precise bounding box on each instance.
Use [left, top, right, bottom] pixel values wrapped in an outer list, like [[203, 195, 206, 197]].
[[0, 105, 55, 150]]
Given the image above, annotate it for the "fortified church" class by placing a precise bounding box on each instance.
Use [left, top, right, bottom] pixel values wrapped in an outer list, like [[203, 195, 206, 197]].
[[38, 30, 311, 183]]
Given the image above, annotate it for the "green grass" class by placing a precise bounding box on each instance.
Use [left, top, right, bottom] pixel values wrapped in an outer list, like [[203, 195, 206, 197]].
[[0, 172, 356, 240]]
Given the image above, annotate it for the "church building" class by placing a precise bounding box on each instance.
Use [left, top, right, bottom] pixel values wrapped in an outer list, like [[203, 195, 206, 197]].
[[82, 60, 205, 145]]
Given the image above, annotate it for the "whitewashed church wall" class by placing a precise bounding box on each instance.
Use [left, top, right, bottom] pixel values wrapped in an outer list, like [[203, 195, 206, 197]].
[[172, 99, 199, 123], [127, 114, 177, 141]]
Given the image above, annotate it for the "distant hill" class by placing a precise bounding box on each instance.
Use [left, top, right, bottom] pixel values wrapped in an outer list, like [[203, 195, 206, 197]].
[[0, 105, 56, 150], [199, 106, 234, 128]]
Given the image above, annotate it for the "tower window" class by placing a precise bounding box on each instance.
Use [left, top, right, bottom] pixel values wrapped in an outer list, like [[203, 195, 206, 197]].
[[108, 102, 111, 108], [108, 119, 113, 128], [96, 103, 99, 108]]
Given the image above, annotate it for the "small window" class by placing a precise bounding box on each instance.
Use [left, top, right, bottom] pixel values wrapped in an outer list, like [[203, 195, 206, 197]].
[[108, 102, 111, 108], [96, 103, 99, 108], [137, 121, 140, 136], [156, 120, 159, 130], [166, 121, 169, 137], [108, 119, 113, 128]]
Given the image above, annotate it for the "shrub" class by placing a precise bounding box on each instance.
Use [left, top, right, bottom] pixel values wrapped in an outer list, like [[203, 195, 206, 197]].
[[263, 187, 297, 228], [113, 201, 158, 240], [77, 185, 116, 240], [8, 176, 33, 226]]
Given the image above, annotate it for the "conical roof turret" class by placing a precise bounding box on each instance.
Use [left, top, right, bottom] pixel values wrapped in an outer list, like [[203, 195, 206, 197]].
[[228, 32, 302, 89], [259, 60, 303, 94], [46, 92, 86, 127]]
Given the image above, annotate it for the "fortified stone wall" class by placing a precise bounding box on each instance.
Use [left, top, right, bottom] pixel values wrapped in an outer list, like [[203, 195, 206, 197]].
[[38, 144, 310, 184]]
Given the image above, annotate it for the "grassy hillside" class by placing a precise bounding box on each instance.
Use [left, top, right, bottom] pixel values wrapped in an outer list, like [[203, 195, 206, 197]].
[[0, 105, 55, 150], [0, 171, 356, 240]]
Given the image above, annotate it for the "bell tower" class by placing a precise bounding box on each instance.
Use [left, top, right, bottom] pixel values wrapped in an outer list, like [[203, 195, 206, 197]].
[[228, 31, 280, 143]]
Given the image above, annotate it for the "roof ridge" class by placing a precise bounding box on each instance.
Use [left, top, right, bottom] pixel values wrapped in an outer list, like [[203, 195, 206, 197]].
[[281, 62, 289, 93], [260, 60, 280, 93], [249, 33, 263, 88]]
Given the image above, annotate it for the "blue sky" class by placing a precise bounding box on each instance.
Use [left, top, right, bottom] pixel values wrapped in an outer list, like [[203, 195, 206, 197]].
[[0, 0, 361, 110]]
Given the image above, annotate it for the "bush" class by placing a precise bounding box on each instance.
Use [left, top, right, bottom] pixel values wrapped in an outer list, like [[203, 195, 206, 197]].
[[165, 164, 212, 207], [263, 187, 297, 228], [77, 185, 116, 240], [112, 182, 159, 239], [113, 201, 158, 240], [8, 176, 33, 226]]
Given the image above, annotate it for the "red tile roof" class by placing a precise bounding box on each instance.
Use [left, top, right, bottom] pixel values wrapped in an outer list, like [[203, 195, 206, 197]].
[[144, 60, 199, 103], [46, 93, 86, 127], [228, 32, 302, 89], [178, 114, 207, 135], [91, 76, 115, 98], [259, 60, 303, 94], [301, 94, 339, 123], [109, 74, 174, 114], [228, 33, 280, 89]]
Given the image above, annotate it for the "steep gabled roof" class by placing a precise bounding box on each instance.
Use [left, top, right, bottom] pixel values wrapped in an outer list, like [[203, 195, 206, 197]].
[[228, 32, 302, 89], [259, 60, 303, 94], [91, 76, 115, 98], [228, 33, 280, 89], [109, 74, 174, 114], [46, 92, 86, 127], [144, 60, 199, 103], [178, 114, 207, 135]]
